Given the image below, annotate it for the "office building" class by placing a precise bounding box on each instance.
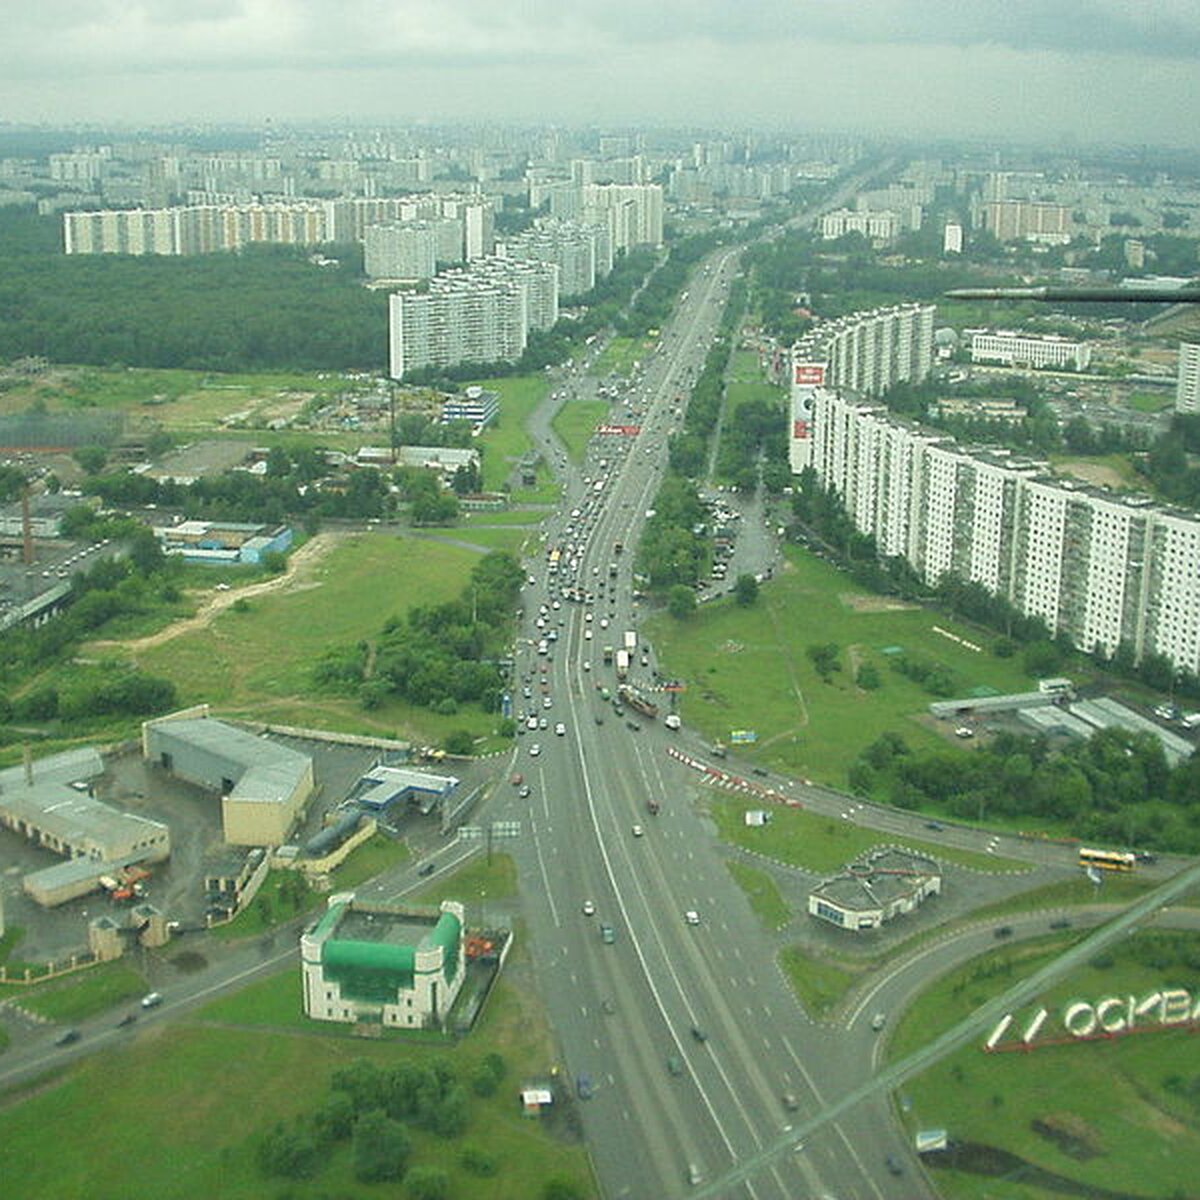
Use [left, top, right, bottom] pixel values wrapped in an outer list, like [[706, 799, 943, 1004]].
[[970, 331, 1091, 372]]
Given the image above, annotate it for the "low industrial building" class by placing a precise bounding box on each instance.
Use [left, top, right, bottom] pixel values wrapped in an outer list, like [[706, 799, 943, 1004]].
[[143, 710, 314, 845], [809, 848, 941, 932], [301, 894, 466, 1028], [153, 520, 293, 566], [0, 747, 171, 907]]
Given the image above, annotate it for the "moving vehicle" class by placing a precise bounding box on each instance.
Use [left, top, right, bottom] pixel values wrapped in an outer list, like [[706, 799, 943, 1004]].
[[141, 991, 163, 1009], [667, 1055, 683, 1076], [691, 1025, 707, 1043], [576, 1073, 594, 1100], [55, 1028, 81, 1046], [871, 1012, 886, 1031], [646, 797, 661, 815], [1079, 846, 1136, 872], [684, 910, 700, 926], [418, 861, 437, 877], [615, 649, 630, 680], [617, 684, 658, 719], [600, 924, 616, 944], [632, 824, 644, 837], [664, 713, 681, 731], [582, 900, 595, 916], [624, 630, 637, 651], [603, 644, 614, 665]]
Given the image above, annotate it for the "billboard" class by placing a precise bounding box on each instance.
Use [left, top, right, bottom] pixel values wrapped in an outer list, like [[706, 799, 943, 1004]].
[[793, 362, 827, 387]]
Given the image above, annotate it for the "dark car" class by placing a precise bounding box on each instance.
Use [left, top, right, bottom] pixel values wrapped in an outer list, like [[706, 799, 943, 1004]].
[[994, 925, 1013, 939], [55, 1029, 81, 1046], [116, 1013, 137, 1028], [667, 1055, 683, 1076], [886, 1154, 904, 1176], [925, 820, 944, 831], [626, 721, 640, 732], [690, 1026, 707, 1043], [1049, 918, 1072, 930], [417, 862, 437, 877], [576, 1073, 594, 1100]]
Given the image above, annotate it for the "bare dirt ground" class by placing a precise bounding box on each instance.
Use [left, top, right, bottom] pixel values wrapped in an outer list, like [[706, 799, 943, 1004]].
[[90, 531, 344, 655], [839, 592, 919, 613], [1055, 460, 1128, 489]]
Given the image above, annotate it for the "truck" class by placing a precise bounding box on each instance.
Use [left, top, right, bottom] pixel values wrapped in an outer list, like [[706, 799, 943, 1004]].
[[615, 650, 630, 681], [624, 630, 637, 652], [603, 644, 614, 665], [618, 684, 659, 719]]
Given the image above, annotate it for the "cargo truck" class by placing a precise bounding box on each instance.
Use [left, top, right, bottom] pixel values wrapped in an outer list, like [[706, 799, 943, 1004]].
[[624, 631, 637, 652], [615, 650, 630, 681]]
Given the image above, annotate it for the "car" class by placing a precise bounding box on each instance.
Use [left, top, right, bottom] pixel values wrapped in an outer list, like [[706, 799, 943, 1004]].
[[543, 696, 552, 709], [925, 820, 944, 831], [55, 1028, 81, 1046], [116, 1013, 137, 1028], [632, 824, 644, 837], [1049, 918, 1072, 930], [600, 924, 615, 944], [522, 685, 532, 698], [526, 715, 538, 731], [626, 720, 641, 732], [594, 714, 605, 725], [583, 660, 591, 671], [584, 629, 593, 640], [576, 1073, 594, 1100], [511, 772, 524, 787], [687, 1163, 703, 1186], [871, 1012, 886, 1031], [612, 704, 625, 717], [684, 910, 700, 926], [529, 743, 541, 757], [782, 1092, 800, 1112], [994, 925, 1013, 939], [582, 900, 596, 916], [417, 862, 437, 877], [141, 991, 163, 1009], [667, 1055, 683, 1076], [885, 1155, 904, 1176], [518, 785, 531, 798], [690, 1025, 707, 1043], [555, 722, 566, 736], [601, 997, 615, 1015], [539, 717, 548, 730]]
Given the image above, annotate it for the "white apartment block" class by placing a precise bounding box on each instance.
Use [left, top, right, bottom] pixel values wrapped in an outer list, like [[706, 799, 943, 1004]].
[[981, 200, 1071, 245], [1177, 341, 1200, 415], [819, 208, 901, 243], [807, 388, 1200, 674], [581, 183, 664, 252], [498, 218, 606, 298], [465, 259, 559, 332], [389, 279, 527, 381], [363, 222, 438, 281], [788, 304, 935, 474], [970, 331, 1092, 372]]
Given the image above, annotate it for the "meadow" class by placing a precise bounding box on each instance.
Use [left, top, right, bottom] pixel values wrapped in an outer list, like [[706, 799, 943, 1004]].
[[646, 544, 1038, 788]]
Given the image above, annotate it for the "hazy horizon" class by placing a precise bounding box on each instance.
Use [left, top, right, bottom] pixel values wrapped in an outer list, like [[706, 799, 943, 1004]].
[[2, 2, 1199, 149]]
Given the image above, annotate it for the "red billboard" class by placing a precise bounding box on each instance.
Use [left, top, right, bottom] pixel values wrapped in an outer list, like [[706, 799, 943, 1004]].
[[596, 424, 642, 436], [793, 420, 811, 440], [793, 362, 826, 387]]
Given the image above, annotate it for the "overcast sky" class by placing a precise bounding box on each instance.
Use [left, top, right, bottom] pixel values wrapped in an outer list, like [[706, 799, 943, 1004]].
[[2, 1, 1199, 147]]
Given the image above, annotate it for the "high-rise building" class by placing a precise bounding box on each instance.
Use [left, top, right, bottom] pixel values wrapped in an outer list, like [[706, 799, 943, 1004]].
[[943, 222, 963, 254], [363, 222, 438, 281], [1177, 342, 1200, 415]]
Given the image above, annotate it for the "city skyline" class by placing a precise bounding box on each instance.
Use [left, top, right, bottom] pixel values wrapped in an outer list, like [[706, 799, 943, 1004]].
[[3, 1, 1200, 148]]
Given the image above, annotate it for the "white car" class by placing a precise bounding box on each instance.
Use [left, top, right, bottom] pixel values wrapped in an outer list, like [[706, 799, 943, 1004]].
[[526, 716, 538, 731], [684, 910, 700, 926], [529, 743, 541, 757], [582, 899, 595, 916], [632, 824, 644, 837], [583, 661, 591, 671], [543, 695, 553, 709], [585, 629, 593, 640], [599, 618, 609, 629], [555, 722, 566, 736]]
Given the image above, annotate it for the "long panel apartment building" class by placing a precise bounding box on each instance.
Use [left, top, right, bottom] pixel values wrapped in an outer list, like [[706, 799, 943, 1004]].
[[806, 387, 1200, 674]]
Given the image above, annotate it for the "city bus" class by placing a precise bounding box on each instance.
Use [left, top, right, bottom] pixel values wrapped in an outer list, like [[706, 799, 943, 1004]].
[[1078, 847, 1137, 872]]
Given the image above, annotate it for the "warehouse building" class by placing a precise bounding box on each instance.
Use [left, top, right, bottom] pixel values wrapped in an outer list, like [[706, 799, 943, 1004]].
[[0, 747, 171, 907], [808, 848, 941, 932], [142, 710, 314, 846], [301, 894, 466, 1028]]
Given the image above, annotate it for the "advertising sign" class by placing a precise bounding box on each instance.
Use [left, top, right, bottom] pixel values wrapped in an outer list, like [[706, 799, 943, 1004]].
[[793, 362, 827, 387], [729, 730, 757, 744], [985, 986, 1200, 1053], [596, 423, 642, 436]]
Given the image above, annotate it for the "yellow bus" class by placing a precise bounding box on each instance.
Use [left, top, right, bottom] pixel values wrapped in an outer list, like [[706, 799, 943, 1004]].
[[1079, 846, 1136, 872]]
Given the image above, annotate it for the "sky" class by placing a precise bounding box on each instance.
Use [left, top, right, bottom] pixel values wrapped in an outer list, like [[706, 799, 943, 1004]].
[[2, 1, 1199, 147]]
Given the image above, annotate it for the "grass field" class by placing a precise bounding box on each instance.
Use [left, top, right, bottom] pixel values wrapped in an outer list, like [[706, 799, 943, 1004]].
[[551, 399, 608, 463], [593, 336, 654, 378], [472, 374, 552, 491], [891, 931, 1200, 1200], [87, 532, 517, 747], [725, 859, 790, 930], [778, 945, 857, 1018], [647, 545, 1039, 788], [711, 797, 1024, 875], [0, 968, 595, 1200], [0, 960, 147, 1020], [1127, 390, 1175, 413]]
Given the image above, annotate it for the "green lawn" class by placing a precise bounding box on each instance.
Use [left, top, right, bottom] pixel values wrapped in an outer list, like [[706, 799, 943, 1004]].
[[592, 336, 654, 377], [725, 859, 791, 930], [472, 374, 552, 491], [1127, 390, 1174, 413], [0, 961, 148, 1020], [647, 545, 1039, 789], [779, 945, 858, 1019], [551, 400, 608, 462], [891, 931, 1200, 1200], [711, 797, 1024, 875], [93, 532, 516, 747], [728, 349, 765, 383], [0, 970, 595, 1200]]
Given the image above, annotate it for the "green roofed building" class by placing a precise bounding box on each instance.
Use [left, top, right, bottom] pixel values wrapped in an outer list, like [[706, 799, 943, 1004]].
[[301, 893, 466, 1028]]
